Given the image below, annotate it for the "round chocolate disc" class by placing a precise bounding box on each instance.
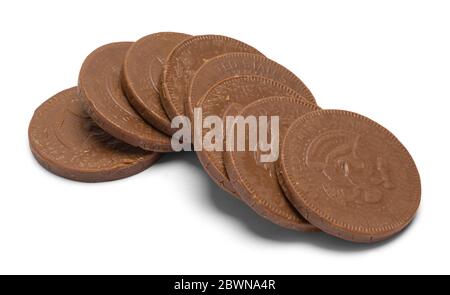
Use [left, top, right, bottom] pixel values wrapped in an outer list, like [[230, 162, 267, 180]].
[[122, 32, 191, 136], [79, 42, 172, 152], [187, 52, 316, 119], [28, 87, 160, 182], [224, 96, 319, 231], [161, 35, 262, 120], [278, 110, 421, 242], [196, 75, 308, 197]]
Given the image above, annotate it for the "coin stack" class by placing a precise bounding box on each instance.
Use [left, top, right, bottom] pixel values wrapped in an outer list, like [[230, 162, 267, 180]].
[[28, 32, 421, 243]]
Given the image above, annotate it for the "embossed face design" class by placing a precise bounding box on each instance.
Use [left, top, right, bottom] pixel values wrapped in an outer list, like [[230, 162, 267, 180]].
[[306, 131, 394, 205]]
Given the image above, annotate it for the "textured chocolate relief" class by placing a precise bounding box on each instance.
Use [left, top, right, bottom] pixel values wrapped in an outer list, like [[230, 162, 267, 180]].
[[306, 131, 394, 205]]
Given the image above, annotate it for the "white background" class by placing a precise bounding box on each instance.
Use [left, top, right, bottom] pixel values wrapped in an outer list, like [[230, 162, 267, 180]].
[[0, 0, 448, 275]]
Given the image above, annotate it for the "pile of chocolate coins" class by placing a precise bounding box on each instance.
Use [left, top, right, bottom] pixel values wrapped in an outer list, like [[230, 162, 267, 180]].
[[28, 32, 421, 243]]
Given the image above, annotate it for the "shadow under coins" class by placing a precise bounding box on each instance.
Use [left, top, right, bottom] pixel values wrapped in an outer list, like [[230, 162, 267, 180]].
[[154, 149, 200, 167], [156, 151, 418, 251]]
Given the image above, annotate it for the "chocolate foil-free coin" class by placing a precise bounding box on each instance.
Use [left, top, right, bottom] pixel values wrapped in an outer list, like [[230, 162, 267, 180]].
[[28, 87, 160, 182], [277, 110, 421, 242]]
